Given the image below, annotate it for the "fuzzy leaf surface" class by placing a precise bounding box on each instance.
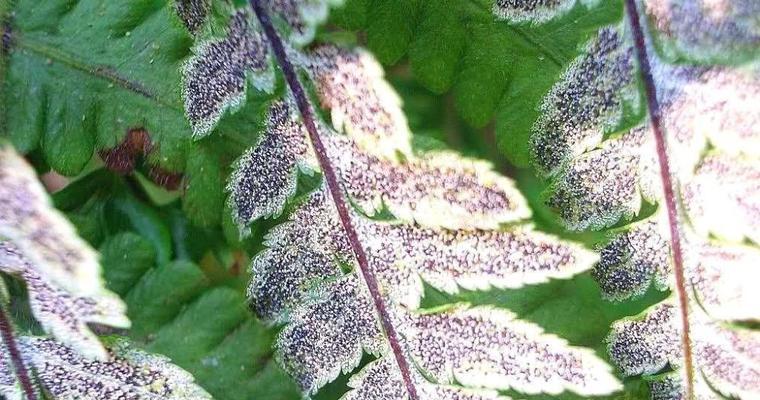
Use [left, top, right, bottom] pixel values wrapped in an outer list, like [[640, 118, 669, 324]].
[[223, 7, 624, 394]]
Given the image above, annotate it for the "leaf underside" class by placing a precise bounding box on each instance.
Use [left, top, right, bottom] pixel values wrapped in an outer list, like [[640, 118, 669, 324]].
[[203, 2, 625, 397], [0, 146, 209, 399]]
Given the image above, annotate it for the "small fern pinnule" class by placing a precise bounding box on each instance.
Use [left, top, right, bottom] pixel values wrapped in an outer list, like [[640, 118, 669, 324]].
[[521, 0, 760, 398], [181, 1, 627, 398]]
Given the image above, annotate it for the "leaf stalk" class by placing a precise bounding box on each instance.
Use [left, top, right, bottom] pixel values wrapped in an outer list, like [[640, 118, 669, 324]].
[[0, 302, 38, 400]]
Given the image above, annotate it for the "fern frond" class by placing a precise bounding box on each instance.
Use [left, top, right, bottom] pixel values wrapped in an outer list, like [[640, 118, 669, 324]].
[[0, 346, 18, 399], [220, 2, 623, 396], [8, 337, 211, 400], [524, 0, 760, 397], [325, 134, 531, 230], [342, 358, 505, 400], [609, 303, 760, 399], [0, 146, 129, 360], [0, 146, 211, 399], [0, 146, 104, 296], [181, 1, 347, 138], [266, 0, 344, 46], [682, 154, 760, 244], [644, 0, 760, 64], [228, 101, 314, 229], [530, 25, 639, 177], [359, 214, 597, 306], [403, 305, 620, 395]]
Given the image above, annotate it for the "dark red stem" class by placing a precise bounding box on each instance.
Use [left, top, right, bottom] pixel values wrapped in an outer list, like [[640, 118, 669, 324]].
[[0, 303, 38, 400], [248, 2, 420, 399], [624, 0, 694, 397]]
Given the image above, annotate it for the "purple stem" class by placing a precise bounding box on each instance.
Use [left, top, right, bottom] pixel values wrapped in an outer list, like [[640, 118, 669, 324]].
[[0, 303, 38, 400]]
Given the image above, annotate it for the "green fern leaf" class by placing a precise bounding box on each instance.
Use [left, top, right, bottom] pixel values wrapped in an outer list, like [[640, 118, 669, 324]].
[[0, 0, 265, 226], [88, 190, 302, 400]]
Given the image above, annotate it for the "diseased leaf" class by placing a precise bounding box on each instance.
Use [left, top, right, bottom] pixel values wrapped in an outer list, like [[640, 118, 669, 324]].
[[231, 100, 532, 230], [530, 26, 638, 177], [175, 0, 211, 35], [228, 101, 314, 231], [276, 275, 384, 392], [246, 187, 349, 323], [90, 196, 301, 400], [342, 357, 505, 400], [326, 134, 531, 230], [544, 127, 658, 230], [645, 0, 760, 64], [0, 345, 19, 400], [592, 219, 671, 301], [248, 183, 619, 396], [404, 305, 621, 396], [359, 217, 597, 308], [303, 45, 412, 158], [266, 0, 344, 46], [228, 9, 622, 394], [18, 337, 212, 400], [526, 2, 760, 398], [0, 146, 220, 400], [0, 299, 30, 400], [0, 242, 129, 360], [180, 1, 347, 138], [183, 9, 274, 137], [493, 0, 599, 24], [0, 146, 129, 360], [335, 0, 625, 166], [609, 303, 760, 399], [681, 154, 760, 244], [0, 146, 103, 295]]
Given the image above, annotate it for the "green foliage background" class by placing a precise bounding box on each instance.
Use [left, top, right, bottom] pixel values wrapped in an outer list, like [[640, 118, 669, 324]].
[[0, 0, 670, 398]]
